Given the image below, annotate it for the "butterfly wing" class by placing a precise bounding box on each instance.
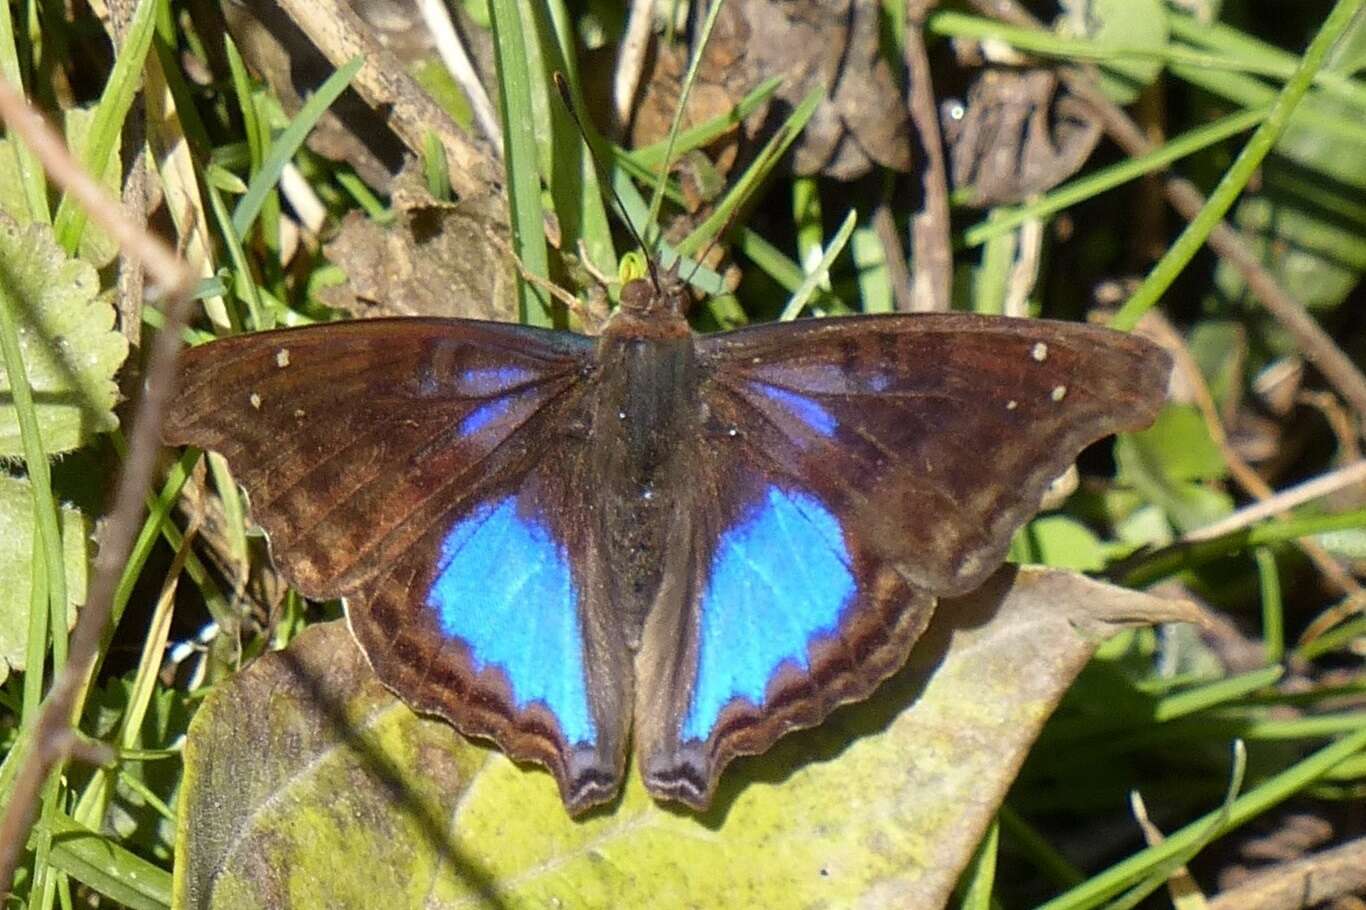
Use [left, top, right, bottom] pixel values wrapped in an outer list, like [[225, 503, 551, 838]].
[[164, 319, 633, 812], [636, 314, 1170, 808]]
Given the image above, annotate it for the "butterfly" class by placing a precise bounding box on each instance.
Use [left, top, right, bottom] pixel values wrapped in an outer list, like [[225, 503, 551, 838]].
[[162, 269, 1170, 815]]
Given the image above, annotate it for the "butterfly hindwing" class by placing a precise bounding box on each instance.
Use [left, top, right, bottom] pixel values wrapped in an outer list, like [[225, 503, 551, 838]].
[[636, 314, 1169, 808], [164, 319, 632, 810]]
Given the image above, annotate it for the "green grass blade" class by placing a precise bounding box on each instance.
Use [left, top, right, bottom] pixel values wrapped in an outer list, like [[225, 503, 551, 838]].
[[0, 257, 67, 674], [38, 812, 171, 910], [1113, 0, 1365, 330], [231, 55, 363, 240], [780, 209, 856, 320], [488, 0, 551, 326], [51, 0, 159, 253], [1038, 729, 1366, 910]]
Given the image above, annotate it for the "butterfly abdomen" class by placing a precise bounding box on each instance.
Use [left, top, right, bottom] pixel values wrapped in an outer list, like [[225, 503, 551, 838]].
[[590, 325, 701, 643]]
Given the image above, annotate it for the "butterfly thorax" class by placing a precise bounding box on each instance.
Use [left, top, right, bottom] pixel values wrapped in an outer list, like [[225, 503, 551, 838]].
[[592, 282, 698, 644]]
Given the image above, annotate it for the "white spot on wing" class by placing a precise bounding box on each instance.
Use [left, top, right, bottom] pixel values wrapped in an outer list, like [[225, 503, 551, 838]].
[[1031, 342, 1048, 362], [249, 392, 262, 409], [1051, 385, 1067, 402], [1006, 399, 1018, 410], [276, 348, 290, 368]]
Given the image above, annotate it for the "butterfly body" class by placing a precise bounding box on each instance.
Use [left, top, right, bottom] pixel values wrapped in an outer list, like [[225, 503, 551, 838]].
[[165, 278, 1170, 814]]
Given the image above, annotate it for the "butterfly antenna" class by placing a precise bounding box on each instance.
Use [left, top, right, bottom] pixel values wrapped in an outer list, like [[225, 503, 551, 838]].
[[552, 72, 662, 290]]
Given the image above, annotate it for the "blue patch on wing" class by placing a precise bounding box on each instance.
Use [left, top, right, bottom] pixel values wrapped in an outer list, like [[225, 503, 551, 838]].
[[459, 365, 537, 396], [458, 396, 516, 435], [427, 496, 596, 745], [759, 384, 838, 437], [682, 487, 855, 742]]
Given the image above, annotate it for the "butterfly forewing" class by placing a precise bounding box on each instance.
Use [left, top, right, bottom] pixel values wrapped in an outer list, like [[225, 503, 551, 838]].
[[635, 314, 1169, 808], [164, 319, 632, 809]]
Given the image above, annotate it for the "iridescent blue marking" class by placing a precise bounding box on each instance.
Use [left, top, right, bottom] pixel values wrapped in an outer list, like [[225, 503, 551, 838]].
[[458, 396, 516, 435], [459, 365, 536, 396], [682, 487, 855, 742], [761, 385, 838, 437], [428, 497, 595, 744]]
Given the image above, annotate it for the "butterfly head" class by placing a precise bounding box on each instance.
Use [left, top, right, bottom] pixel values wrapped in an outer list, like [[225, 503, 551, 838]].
[[607, 256, 692, 339]]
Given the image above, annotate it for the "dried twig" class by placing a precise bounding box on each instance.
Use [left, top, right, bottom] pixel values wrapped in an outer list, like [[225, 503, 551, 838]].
[[0, 72, 193, 895], [904, 0, 953, 311], [1184, 461, 1366, 544], [872, 199, 914, 313], [615, 0, 656, 133], [1209, 836, 1366, 910]]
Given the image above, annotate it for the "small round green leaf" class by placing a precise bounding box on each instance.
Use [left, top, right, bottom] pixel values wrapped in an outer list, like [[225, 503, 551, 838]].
[[0, 473, 90, 682], [0, 213, 129, 456]]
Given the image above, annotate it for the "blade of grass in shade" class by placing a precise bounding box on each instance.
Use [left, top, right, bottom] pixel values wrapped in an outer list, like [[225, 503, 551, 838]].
[[1167, 11, 1366, 111], [536, 0, 616, 278], [793, 177, 824, 277], [423, 131, 451, 200], [956, 819, 1000, 910], [850, 225, 892, 314], [972, 219, 1016, 314], [1296, 614, 1366, 662], [225, 34, 280, 256], [1113, 0, 1364, 330], [22, 532, 48, 720], [961, 106, 1267, 248], [1120, 508, 1366, 588], [1150, 667, 1284, 723], [0, 265, 67, 673], [999, 805, 1086, 889], [37, 812, 171, 910], [100, 446, 230, 679], [72, 526, 182, 832], [232, 55, 362, 240], [735, 226, 805, 292], [624, 76, 782, 174], [1102, 743, 1246, 910], [32, 775, 63, 910], [645, 0, 730, 243], [207, 452, 249, 581], [1040, 731, 1366, 910], [677, 86, 823, 258], [488, 0, 551, 326], [335, 169, 391, 221], [780, 209, 856, 320], [1255, 548, 1285, 663], [0, 1, 48, 222], [50, 0, 158, 253], [1169, 55, 1366, 148], [925, 10, 1366, 104], [208, 183, 266, 331]]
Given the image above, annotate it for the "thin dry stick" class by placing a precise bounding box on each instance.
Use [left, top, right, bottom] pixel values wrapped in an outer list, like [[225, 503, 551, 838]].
[[1208, 836, 1366, 910], [904, 0, 953, 312], [274, 0, 501, 199], [872, 199, 915, 313], [1143, 313, 1361, 596], [614, 0, 656, 133], [966, 0, 1366, 427], [1184, 461, 1366, 543], [416, 0, 503, 148], [0, 73, 194, 895]]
